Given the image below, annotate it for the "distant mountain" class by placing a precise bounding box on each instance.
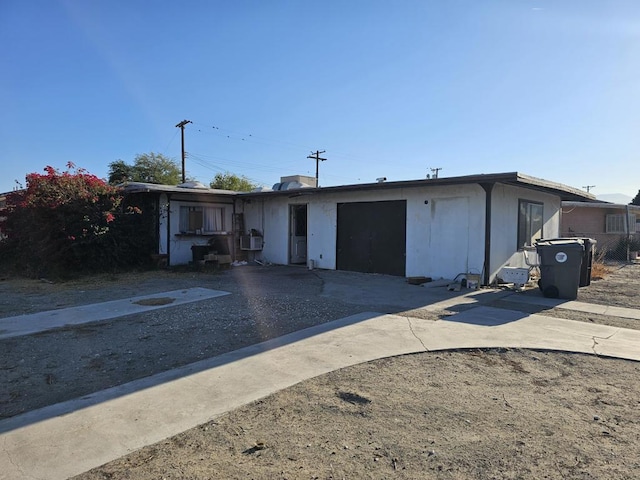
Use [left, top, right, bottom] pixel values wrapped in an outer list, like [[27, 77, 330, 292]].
[[596, 193, 633, 204]]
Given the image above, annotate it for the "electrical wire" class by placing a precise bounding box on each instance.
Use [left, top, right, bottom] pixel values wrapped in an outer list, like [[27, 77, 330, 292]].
[[186, 152, 271, 186], [161, 129, 179, 156], [191, 121, 372, 167], [191, 122, 317, 153], [181, 120, 379, 185]]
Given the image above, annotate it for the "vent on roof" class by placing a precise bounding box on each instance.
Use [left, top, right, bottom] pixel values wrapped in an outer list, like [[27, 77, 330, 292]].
[[177, 181, 209, 190], [272, 181, 312, 191], [272, 175, 316, 191]]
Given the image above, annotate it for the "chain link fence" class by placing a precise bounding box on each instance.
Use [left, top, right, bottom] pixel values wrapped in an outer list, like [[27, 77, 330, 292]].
[[564, 233, 640, 263]]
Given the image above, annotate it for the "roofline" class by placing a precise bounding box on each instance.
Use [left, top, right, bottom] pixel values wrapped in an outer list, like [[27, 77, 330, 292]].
[[563, 201, 640, 210], [120, 182, 238, 196], [239, 172, 597, 202]]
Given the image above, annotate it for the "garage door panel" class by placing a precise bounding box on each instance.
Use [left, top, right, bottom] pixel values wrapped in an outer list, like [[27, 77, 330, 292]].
[[336, 200, 406, 276]]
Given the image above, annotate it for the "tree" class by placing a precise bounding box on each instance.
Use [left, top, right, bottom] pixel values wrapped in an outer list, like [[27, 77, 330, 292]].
[[0, 163, 146, 276], [632, 190, 640, 206], [108, 152, 181, 185], [107, 160, 133, 185], [210, 172, 259, 192]]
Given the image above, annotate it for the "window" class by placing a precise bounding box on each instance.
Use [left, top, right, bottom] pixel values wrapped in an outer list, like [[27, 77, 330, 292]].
[[518, 200, 543, 248], [179, 206, 224, 233], [606, 213, 637, 234]]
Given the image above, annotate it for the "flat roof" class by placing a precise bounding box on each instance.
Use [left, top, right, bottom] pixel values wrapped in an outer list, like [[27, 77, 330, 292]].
[[563, 201, 640, 211], [240, 172, 597, 202], [120, 182, 238, 196]]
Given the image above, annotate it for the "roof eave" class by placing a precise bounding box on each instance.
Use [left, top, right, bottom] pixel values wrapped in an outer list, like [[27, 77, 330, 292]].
[[238, 172, 597, 202]]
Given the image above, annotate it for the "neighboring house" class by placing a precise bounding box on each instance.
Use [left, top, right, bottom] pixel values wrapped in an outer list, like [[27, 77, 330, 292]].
[[561, 201, 640, 258], [238, 172, 595, 285], [121, 181, 238, 266]]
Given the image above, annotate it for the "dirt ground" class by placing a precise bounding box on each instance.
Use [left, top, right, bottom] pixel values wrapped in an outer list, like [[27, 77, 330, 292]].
[[1, 263, 639, 479], [76, 350, 640, 480]]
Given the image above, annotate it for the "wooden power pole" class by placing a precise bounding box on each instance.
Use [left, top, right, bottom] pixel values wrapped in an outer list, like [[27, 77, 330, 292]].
[[176, 120, 192, 183], [307, 150, 326, 187]]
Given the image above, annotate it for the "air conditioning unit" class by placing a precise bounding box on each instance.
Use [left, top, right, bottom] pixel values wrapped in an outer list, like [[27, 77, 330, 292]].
[[241, 235, 263, 251]]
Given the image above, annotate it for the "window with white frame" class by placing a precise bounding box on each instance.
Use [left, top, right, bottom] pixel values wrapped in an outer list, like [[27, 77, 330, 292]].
[[518, 200, 543, 249], [179, 206, 224, 233], [606, 213, 637, 234]]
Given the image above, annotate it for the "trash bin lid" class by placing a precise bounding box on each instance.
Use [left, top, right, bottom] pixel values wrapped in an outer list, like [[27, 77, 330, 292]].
[[535, 238, 584, 248]]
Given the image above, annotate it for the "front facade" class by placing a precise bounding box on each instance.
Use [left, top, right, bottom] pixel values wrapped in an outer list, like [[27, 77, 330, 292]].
[[239, 173, 594, 284], [124, 173, 595, 285]]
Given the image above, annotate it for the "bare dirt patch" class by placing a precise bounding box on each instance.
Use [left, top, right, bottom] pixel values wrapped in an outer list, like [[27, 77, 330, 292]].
[[75, 349, 640, 480]]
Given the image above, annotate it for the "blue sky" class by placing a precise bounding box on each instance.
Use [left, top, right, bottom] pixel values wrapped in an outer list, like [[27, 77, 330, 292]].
[[2, 0, 639, 199]]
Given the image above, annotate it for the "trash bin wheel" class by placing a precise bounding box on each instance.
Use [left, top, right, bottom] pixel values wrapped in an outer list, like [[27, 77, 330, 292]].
[[542, 285, 559, 299]]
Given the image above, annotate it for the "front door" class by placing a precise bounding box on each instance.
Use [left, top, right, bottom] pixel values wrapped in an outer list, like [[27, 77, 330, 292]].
[[289, 204, 307, 264]]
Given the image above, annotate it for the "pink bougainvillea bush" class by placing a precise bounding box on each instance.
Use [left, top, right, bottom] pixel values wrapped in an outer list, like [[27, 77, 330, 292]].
[[0, 163, 152, 276]]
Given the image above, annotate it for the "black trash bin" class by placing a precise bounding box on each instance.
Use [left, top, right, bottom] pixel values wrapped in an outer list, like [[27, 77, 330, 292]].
[[191, 244, 210, 262], [535, 239, 584, 299], [579, 238, 597, 287]]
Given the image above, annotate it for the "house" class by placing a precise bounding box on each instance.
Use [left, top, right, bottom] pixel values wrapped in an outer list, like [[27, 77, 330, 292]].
[[237, 172, 595, 285], [561, 201, 640, 260], [124, 173, 596, 285], [121, 181, 239, 266]]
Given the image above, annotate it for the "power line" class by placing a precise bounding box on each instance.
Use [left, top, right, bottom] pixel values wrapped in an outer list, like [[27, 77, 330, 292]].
[[187, 152, 270, 186], [191, 121, 371, 168], [188, 151, 301, 175], [183, 120, 384, 184], [161, 128, 179, 156], [191, 122, 317, 153]]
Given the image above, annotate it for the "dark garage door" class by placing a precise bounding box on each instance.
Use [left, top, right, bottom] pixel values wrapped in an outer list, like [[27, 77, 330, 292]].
[[336, 200, 406, 276]]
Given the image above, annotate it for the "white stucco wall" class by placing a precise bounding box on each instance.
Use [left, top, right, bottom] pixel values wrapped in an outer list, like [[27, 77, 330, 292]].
[[489, 184, 561, 281], [239, 183, 563, 282], [240, 185, 488, 280]]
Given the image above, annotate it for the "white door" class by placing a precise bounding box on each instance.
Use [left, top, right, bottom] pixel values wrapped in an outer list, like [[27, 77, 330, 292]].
[[430, 197, 470, 278], [289, 204, 307, 264]]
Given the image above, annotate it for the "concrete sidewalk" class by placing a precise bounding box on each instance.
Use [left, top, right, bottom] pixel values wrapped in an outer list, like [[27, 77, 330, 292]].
[[1, 302, 639, 480], [0, 288, 230, 339]]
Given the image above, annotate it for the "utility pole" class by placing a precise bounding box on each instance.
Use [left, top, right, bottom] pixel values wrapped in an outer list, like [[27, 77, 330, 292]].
[[430, 167, 442, 179], [307, 150, 327, 187], [176, 119, 192, 183], [582, 185, 595, 193]]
